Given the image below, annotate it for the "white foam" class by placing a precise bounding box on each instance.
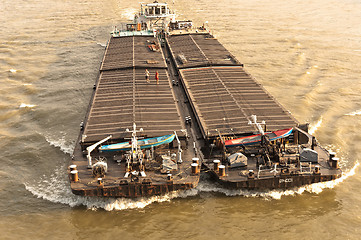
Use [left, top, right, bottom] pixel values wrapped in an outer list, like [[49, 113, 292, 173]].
[[121, 8, 137, 20], [19, 103, 36, 108], [24, 164, 198, 211], [44, 134, 74, 155], [345, 110, 361, 116], [97, 42, 106, 48], [309, 116, 323, 135], [9, 69, 17, 73], [25, 162, 358, 210], [196, 162, 358, 200]]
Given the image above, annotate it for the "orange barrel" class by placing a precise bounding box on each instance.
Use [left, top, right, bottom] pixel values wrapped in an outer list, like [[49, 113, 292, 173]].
[[137, 23, 141, 31], [331, 157, 339, 169], [70, 170, 79, 182], [69, 165, 77, 171], [191, 163, 199, 174], [218, 165, 226, 177], [213, 159, 220, 172]]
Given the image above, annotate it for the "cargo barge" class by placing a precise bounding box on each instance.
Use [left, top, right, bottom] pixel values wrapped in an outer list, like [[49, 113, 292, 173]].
[[68, 1, 342, 198]]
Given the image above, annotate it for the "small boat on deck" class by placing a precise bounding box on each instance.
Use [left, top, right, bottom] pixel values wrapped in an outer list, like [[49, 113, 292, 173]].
[[99, 134, 176, 152], [225, 128, 293, 147]]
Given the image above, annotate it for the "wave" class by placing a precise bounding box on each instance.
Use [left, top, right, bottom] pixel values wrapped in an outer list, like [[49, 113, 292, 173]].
[[9, 69, 17, 73], [24, 164, 198, 211], [25, 161, 357, 210], [44, 134, 74, 155], [309, 116, 323, 135], [96, 42, 106, 48], [121, 8, 137, 20], [19, 103, 36, 109], [197, 162, 358, 200], [345, 110, 361, 116]]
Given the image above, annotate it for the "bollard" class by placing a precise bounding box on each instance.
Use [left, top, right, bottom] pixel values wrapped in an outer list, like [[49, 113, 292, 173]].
[[191, 163, 199, 175], [97, 178, 103, 185], [329, 151, 336, 161], [331, 157, 339, 169], [192, 157, 199, 165], [70, 165, 77, 171], [213, 159, 220, 172], [70, 170, 79, 182], [218, 165, 226, 177], [314, 165, 320, 174], [192, 158, 200, 172], [248, 169, 254, 178]]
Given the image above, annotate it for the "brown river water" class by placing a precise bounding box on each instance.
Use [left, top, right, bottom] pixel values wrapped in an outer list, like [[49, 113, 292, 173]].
[[1, 0, 361, 239]]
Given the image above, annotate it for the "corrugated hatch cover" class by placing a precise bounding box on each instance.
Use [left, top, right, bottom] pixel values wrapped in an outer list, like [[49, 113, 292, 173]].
[[168, 34, 297, 138], [82, 36, 183, 143]]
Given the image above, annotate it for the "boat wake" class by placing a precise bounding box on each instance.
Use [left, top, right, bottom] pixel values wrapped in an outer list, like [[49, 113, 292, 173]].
[[24, 162, 360, 211], [44, 134, 74, 155], [24, 164, 198, 211], [96, 42, 106, 48], [197, 162, 359, 200], [309, 116, 323, 135], [121, 8, 137, 20], [19, 103, 36, 109], [25, 162, 358, 210], [345, 110, 361, 116]]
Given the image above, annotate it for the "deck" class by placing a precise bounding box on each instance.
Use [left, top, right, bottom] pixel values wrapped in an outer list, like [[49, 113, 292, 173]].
[[82, 36, 184, 144], [167, 33, 298, 138]]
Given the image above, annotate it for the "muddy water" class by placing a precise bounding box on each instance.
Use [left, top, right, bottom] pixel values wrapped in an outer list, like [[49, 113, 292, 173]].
[[1, 0, 361, 239]]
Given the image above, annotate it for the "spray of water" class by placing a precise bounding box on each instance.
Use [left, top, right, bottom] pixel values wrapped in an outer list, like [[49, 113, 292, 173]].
[[197, 162, 358, 200], [345, 110, 361, 116], [24, 164, 198, 211], [44, 134, 74, 155], [309, 116, 323, 135], [19, 103, 36, 109], [121, 8, 137, 20], [24, 161, 358, 210]]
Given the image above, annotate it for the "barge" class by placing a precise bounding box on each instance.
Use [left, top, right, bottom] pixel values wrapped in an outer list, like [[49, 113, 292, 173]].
[[68, 1, 342, 198]]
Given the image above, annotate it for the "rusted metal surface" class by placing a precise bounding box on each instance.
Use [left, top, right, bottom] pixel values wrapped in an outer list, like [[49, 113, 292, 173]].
[[177, 66, 297, 138], [167, 33, 297, 138], [167, 33, 242, 69], [82, 36, 183, 143], [70, 35, 200, 198], [207, 170, 341, 190], [70, 181, 196, 198], [202, 133, 342, 190], [101, 36, 167, 71]]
